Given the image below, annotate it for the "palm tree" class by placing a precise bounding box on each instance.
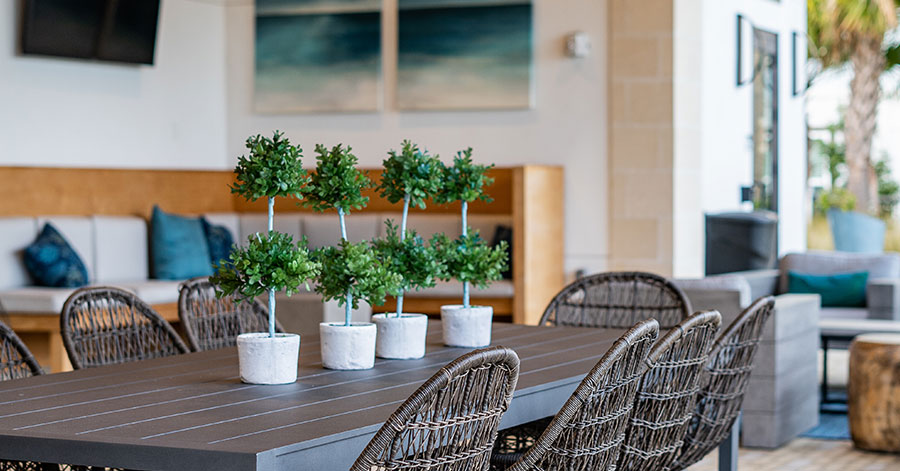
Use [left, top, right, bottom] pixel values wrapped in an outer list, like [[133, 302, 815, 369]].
[[808, 0, 900, 213]]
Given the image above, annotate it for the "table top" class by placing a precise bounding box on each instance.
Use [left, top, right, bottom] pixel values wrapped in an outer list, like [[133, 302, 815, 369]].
[[0, 321, 624, 470]]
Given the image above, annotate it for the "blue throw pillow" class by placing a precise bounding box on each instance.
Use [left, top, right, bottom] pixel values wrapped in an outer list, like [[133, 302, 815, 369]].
[[787, 270, 868, 308], [201, 218, 235, 271], [151, 206, 213, 280], [23, 223, 89, 288]]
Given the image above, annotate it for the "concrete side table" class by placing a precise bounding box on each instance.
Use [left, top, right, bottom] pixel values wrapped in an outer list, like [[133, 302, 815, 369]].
[[848, 333, 900, 452]]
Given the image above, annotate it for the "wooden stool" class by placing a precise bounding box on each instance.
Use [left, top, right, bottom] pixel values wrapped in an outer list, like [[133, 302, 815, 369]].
[[848, 333, 900, 452]]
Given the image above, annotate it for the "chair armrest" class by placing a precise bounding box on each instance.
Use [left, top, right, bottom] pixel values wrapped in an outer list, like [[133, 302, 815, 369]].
[[728, 269, 780, 299], [673, 276, 751, 327], [867, 278, 900, 321], [769, 293, 821, 342]]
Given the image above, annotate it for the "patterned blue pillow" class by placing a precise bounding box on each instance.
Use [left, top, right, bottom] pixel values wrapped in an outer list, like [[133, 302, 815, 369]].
[[23, 223, 89, 288], [201, 218, 235, 271]]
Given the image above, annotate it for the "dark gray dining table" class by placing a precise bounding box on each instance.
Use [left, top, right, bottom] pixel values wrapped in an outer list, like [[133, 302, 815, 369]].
[[0, 321, 739, 470]]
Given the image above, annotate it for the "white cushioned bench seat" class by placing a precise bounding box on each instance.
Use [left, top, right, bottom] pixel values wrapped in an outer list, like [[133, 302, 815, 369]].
[[0, 287, 78, 313]]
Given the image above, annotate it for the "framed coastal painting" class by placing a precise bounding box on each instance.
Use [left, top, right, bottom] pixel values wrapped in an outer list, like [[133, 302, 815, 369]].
[[254, 0, 382, 113], [397, 0, 533, 111]]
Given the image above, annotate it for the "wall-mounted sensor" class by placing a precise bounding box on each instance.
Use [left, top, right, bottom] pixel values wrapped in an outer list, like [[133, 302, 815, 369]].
[[566, 31, 591, 58]]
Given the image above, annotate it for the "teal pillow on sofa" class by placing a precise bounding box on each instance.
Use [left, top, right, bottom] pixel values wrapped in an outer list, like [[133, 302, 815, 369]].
[[23, 223, 89, 288], [787, 270, 868, 307], [151, 206, 213, 280]]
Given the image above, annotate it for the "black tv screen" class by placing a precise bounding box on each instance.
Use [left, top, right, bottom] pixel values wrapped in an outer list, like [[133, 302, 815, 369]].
[[21, 0, 161, 65]]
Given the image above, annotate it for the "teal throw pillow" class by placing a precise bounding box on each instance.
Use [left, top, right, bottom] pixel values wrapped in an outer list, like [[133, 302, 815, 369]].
[[151, 206, 213, 280], [787, 270, 868, 308], [201, 218, 234, 271], [23, 223, 89, 288]]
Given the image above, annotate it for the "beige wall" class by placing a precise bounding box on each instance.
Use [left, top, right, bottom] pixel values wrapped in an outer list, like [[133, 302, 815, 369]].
[[607, 0, 675, 276]]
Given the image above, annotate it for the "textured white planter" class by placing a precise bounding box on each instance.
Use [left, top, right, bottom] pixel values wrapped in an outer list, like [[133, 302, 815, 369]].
[[373, 313, 428, 360], [236, 333, 300, 385], [441, 305, 493, 348], [320, 322, 377, 370]]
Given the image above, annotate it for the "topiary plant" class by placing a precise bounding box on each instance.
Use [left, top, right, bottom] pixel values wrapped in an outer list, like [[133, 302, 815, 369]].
[[302, 143, 395, 326], [211, 131, 319, 338], [371, 221, 444, 316], [376, 141, 444, 315], [313, 240, 402, 322], [433, 148, 499, 306], [432, 232, 508, 308]]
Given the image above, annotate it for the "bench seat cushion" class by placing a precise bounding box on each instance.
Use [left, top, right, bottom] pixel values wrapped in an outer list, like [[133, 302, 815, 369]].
[[117, 280, 183, 305], [408, 280, 514, 298], [0, 287, 78, 313]]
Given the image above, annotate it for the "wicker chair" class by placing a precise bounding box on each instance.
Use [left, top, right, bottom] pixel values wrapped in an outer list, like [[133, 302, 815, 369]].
[[178, 277, 282, 352], [540, 272, 692, 329], [671, 296, 775, 470], [351, 346, 520, 471], [616, 310, 721, 471], [60, 287, 189, 369], [491, 319, 660, 471]]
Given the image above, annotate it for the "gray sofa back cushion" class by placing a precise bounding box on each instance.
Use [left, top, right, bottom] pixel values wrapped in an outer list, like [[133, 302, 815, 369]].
[[778, 251, 900, 294]]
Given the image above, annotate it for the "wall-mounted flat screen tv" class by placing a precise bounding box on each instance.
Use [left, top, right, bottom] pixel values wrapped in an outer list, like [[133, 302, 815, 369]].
[[21, 0, 161, 65]]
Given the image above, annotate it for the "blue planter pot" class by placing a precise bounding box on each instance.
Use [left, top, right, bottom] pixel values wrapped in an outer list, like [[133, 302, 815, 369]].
[[827, 209, 885, 253]]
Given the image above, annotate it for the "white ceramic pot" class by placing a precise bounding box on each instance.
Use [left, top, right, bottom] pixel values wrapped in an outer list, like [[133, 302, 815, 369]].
[[441, 305, 493, 348], [320, 322, 377, 370], [372, 313, 428, 360], [236, 332, 300, 385]]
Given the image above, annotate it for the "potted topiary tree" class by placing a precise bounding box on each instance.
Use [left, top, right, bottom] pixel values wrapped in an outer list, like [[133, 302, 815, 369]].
[[371, 141, 444, 359], [211, 131, 320, 384], [303, 144, 402, 370], [433, 149, 509, 347]]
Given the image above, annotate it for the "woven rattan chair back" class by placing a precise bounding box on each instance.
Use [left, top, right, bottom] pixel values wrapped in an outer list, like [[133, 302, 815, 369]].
[[616, 310, 721, 471], [0, 320, 42, 380], [671, 297, 775, 470], [178, 277, 282, 352], [60, 287, 189, 369], [540, 272, 692, 329], [503, 319, 659, 471], [351, 347, 521, 471]]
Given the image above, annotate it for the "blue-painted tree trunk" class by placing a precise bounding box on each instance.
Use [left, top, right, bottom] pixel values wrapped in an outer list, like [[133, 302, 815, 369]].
[[396, 193, 410, 317], [462, 200, 470, 308], [267, 197, 276, 338], [338, 207, 351, 326]]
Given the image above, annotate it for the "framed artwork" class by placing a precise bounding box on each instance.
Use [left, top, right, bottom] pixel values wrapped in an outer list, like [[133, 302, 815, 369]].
[[254, 0, 382, 113], [397, 0, 533, 111]]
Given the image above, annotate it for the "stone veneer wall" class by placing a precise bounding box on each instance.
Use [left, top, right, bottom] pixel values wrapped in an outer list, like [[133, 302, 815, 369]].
[[608, 0, 676, 276]]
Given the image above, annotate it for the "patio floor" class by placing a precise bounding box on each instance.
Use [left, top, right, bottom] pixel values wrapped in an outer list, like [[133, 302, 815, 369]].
[[688, 438, 900, 470]]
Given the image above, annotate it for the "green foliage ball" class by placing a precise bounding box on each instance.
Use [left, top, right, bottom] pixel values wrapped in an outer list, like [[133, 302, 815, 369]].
[[432, 230, 509, 288], [231, 131, 307, 202], [312, 240, 403, 309], [435, 148, 495, 205], [371, 221, 444, 293], [210, 232, 320, 301], [378, 141, 445, 210], [302, 144, 371, 214]]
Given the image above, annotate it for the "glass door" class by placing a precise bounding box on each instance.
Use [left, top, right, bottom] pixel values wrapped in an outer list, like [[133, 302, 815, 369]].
[[752, 29, 778, 212]]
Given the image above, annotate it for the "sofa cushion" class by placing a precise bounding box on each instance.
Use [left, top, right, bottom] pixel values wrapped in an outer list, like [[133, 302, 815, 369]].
[[93, 216, 149, 283], [820, 307, 869, 321], [0, 217, 38, 289], [399, 214, 512, 240], [203, 213, 240, 245], [201, 218, 235, 268], [778, 251, 900, 294], [303, 213, 382, 249], [118, 280, 183, 305], [37, 217, 95, 281], [23, 223, 90, 288], [150, 206, 213, 280], [0, 287, 78, 313], [238, 213, 303, 246], [787, 271, 868, 308]]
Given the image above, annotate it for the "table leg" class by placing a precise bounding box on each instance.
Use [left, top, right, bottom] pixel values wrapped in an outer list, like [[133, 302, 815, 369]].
[[718, 414, 740, 471], [821, 336, 829, 408]]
